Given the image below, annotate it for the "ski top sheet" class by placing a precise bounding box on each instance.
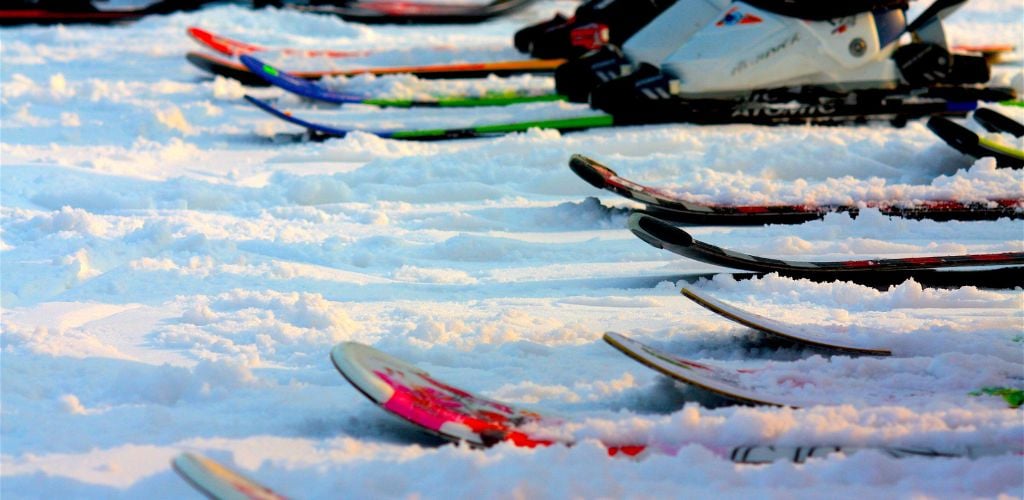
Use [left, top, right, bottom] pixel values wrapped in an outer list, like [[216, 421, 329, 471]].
[[569, 155, 1024, 224], [244, 94, 614, 139], [628, 212, 1024, 275], [186, 51, 565, 86], [240, 54, 565, 107], [289, 0, 536, 24], [330, 341, 1017, 462], [679, 286, 892, 356], [186, 26, 372, 59], [928, 115, 1024, 169], [172, 452, 286, 500]]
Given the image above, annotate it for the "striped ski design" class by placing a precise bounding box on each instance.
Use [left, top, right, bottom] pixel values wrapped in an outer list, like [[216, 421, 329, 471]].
[[186, 51, 564, 86], [244, 95, 614, 140], [240, 55, 564, 107]]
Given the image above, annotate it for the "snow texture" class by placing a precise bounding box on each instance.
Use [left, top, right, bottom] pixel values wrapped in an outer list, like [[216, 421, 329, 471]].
[[1, 0, 1023, 498]]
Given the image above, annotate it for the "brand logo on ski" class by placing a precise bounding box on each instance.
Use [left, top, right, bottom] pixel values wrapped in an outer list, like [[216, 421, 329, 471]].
[[828, 16, 858, 35], [716, 6, 762, 27], [731, 33, 800, 76]]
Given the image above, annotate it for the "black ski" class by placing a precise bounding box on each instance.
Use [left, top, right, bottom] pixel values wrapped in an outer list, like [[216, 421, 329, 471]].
[[570, 155, 1023, 224], [928, 110, 1024, 168], [628, 213, 1024, 285]]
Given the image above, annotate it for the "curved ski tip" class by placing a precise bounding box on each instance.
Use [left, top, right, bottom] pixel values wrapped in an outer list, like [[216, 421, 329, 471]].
[[329, 342, 397, 405], [974, 108, 1024, 137], [239, 54, 274, 76], [679, 285, 703, 303], [602, 332, 630, 351], [628, 213, 693, 248], [927, 116, 979, 150], [568, 154, 613, 189]]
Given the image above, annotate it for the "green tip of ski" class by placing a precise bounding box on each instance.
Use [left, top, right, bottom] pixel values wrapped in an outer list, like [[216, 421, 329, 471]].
[[434, 93, 566, 107], [970, 387, 1024, 408], [362, 93, 565, 108]]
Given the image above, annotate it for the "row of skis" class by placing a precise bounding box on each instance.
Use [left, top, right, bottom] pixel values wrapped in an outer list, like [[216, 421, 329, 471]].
[[57, 0, 1019, 496], [173, 298, 1024, 499], [185, 0, 1021, 152]]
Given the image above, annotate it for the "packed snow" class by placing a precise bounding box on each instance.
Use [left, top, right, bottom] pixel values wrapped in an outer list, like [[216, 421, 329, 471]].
[[2, 0, 1023, 498]]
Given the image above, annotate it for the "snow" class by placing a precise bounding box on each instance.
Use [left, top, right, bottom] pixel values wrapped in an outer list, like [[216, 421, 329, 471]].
[[2, 0, 1023, 498]]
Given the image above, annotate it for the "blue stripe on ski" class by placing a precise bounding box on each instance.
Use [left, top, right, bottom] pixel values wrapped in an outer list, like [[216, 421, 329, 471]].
[[239, 55, 370, 105], [244, 95, 399, 137]]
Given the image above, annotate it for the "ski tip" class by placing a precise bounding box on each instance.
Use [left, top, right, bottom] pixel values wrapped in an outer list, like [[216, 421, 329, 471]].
[[602, 331, 626, 345], [329, 342, 398, 405], [627, 213, 693, 248], [239, 54, 274, 76], [927, 116, 980, 151], [568, 154, 612, 189], [172, 452, 286, 500], [974, 108, 1024, 138]]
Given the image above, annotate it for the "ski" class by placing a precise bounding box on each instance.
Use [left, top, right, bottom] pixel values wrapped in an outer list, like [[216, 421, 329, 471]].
[[172, 452, 286, 500], [603, 332, 1022, 410], [241, 55, 564, 107], [330, 341, 574, 450], [244, 89, 1012, 142], [289, 0, 536, 25], [928, 112, 1024, 169], [1, 1, 215, 26], [186, 51, 564, 86], [187, 26, 373, 58], [330, 341, 1017, 461], [628, 212, 1024, 275], [974, 108, 1024, 137], [679, 286, 892, 356], [570, 155, 1024, 224], [952, 44, 1017, 65], [244, 94, 614, 139], [604, 332, 799, 407]]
